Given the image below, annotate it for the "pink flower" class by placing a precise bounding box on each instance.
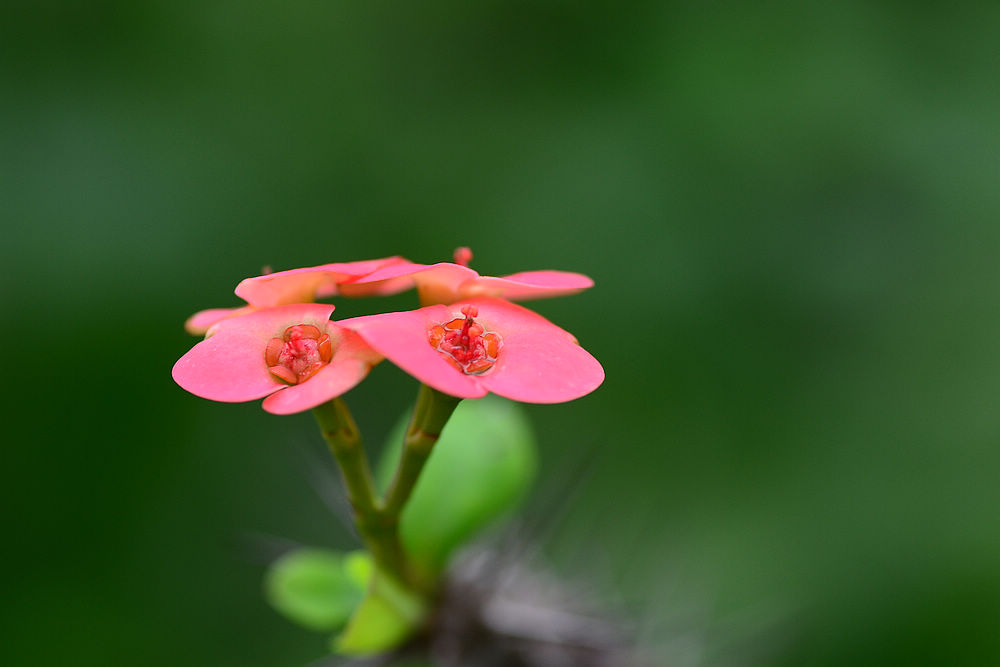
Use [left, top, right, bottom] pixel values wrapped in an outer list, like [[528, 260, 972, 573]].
[[350, 248, 594, 306], [184, 257, 414, 335], [173, 304, 382, 415], [343, 298, 604, 403]]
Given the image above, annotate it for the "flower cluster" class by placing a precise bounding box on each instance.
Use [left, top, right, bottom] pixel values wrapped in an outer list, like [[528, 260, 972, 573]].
[[172, 248, 604, 413]]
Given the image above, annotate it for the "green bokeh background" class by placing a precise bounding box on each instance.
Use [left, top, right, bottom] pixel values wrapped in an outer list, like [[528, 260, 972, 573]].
[[4, 2, 1000, 665]]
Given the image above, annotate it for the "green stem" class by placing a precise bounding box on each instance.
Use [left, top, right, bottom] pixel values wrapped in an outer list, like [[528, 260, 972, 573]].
[[314, 388, 461, 595], [382, 384, 462, 517], [313, 398, 407, 584]]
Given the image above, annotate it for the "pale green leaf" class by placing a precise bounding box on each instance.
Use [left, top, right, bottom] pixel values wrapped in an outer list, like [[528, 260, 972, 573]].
[[334, 569, 427, 655], [264, 549, 370, 632]]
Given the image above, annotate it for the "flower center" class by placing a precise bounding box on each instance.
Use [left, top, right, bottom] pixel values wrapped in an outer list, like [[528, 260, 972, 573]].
[[265, 324, 333, 384], [428, 305, 502, 374]]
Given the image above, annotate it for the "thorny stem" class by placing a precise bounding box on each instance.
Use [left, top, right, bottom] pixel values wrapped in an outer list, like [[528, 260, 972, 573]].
[[313, 386, 461, 594]]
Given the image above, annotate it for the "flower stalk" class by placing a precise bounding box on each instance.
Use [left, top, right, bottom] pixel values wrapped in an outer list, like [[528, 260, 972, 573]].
[[383, 384, 462, 516], [313, 398, 409, 586], [314, 387, 460, 594]]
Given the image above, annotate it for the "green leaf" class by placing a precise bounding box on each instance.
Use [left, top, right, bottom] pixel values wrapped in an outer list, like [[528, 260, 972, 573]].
[[333, 569, 428, 655], [342, 550, 374, 589], [264, 549, 370, 632], [377, 394, 537, 575]]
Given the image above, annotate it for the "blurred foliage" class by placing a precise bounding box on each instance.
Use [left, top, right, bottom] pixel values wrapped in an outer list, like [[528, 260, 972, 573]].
[[265, 548, 370, 633], [334, 564, 427, 657], [3, 2, 1000, 666]]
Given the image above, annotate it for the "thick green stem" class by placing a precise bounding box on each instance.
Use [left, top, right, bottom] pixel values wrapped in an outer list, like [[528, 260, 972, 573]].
[[383, 384, 462, 517], [313, 398, 408, 584]]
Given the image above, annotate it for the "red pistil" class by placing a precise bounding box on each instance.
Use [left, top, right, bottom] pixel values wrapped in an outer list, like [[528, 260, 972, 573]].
[[453, 246, 473, 267], [266, 324, 333, 384], [428, 305, 501, 374]]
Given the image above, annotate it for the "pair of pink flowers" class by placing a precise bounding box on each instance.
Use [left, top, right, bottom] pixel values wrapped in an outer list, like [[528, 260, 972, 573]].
[[172, 251, 604, 414]]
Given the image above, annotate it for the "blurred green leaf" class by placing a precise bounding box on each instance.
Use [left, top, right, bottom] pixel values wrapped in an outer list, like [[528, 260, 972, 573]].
[[343, 550, 374, 589], [264, 549, 370, 633], [377, 395, 537, 575], [333, 569, 427, 655]]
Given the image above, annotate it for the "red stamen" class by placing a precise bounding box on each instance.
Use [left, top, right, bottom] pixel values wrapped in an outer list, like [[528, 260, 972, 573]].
[[457, 305, 477, 348], [427, 306, 502, 375]]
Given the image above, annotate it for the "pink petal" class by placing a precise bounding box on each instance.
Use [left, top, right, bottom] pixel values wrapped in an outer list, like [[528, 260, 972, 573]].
[[184, 306, 255, 335], [172, 304, 335, 403], [347, 260, 436, 284], [350, 261, 481, 303], [411, 264, 481, 305], [351, 262, 479, 301], [336, 275, 420, 298], [353, 262, 593, 305], [173, 329, 282, 403], [234, 257, 410, 306], [262, 326, 383, 415], [468, 297, 580, 344], [481, 330, 604, 403], [460, 270, 594, 301], [343, 308, 488, 399], [462, 298, 605, 404]]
